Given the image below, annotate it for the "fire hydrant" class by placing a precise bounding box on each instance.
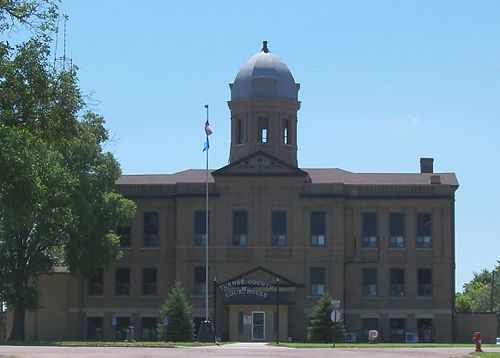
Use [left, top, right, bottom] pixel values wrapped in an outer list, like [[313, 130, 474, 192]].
[[473, 330, 482, 352]]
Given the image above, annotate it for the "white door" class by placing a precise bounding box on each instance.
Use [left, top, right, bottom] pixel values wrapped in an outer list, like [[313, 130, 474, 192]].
[[252, 311, 265, 341]]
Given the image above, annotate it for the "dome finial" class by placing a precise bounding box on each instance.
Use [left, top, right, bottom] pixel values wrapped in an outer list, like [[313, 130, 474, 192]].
[[262, 40, 269, 53]]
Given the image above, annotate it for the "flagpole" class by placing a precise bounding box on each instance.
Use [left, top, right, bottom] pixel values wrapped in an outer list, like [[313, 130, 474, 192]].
[[204, 104, 209, 323], [197, 104, 214, 342]]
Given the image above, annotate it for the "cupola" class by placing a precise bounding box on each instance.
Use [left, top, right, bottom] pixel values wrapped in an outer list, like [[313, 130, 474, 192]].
[[228, 41, 301, 166]]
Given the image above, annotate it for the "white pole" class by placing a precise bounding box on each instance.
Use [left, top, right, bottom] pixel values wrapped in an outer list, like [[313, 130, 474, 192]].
[[204, 104, 209, 322]]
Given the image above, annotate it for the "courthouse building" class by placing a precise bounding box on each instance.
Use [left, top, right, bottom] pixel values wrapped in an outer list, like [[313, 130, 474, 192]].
[[14, 41, 460, 343]]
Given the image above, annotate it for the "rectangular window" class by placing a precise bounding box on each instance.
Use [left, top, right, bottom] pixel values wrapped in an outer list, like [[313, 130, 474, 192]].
[[259, 117, 269, 143], [141, 317, 158, 341], [310, 267, 325, 296], [194, 266, 206, 295], [142, 267, 157, 296], [362, 318, 379, 342], [362, 268, 377, 297], [362, 213, 378, 248], [143, 211, 159, 247], [310, 211, 326, 246], [389, 213, 405, 248], [389, 268, 405, 297], [87, 317, 103, 340], [283, 119, 289, 144], [194, 210, 208, 246], [117, 226, 131, 248], [417, 213, 432, 248], [271, 211, 287, 246], [115, 268, 130, 296], [417, 269, 432, 297], [390, 318, 406, 342], [233, 211, 248, 246], [88, 268, 103, 296], [237, 119, 244, 144]]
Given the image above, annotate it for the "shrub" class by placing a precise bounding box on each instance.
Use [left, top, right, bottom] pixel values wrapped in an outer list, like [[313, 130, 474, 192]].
[[307, 294, 346, 342], [158, 282, 195, 341]]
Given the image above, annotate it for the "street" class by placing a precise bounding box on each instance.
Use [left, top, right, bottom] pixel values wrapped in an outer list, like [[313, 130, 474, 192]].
[[2, 344, 500, 358]]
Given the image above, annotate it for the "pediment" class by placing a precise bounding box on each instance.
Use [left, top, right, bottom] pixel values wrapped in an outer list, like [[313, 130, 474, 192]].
[[212, 151, 309, 178], [218, 266, 301, 288]]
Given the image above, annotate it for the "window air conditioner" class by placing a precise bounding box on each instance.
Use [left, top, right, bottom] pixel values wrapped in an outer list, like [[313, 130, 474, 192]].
[[345, 332, 357, 343]]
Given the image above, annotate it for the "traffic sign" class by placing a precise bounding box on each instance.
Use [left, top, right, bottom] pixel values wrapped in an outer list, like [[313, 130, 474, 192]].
[[330, 310, 341, 322], [112, 315, 117, 326]]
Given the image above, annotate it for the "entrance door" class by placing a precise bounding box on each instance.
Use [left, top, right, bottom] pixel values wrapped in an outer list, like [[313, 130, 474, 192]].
[[252, 311, 265, 341]]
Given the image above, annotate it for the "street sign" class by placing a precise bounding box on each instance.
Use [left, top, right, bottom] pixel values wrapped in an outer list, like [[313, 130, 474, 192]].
[[163, 316, 169, 327], [331, 300, 341, 308], [330, 310, 341, 322]]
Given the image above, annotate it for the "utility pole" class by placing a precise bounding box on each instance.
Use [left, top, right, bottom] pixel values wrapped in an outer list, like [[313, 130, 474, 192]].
[[490, 270, 496, 312]]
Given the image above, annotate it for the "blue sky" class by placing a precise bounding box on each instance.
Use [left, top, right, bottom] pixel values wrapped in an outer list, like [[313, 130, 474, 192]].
[[14, 1, 499, 290]]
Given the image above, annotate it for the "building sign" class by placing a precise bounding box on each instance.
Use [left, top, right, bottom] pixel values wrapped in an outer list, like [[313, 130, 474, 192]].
[[218, 279, 275, 290], [224, 286, 269, 298], [218, 278, 276, 298], [243, 315, 252, 325]]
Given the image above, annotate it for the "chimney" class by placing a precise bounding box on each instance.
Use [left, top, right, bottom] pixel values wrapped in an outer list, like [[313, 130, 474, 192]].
[[420, 158, 434, 173]]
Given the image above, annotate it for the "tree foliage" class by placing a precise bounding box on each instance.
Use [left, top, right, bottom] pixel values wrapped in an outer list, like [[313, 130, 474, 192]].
[[307, 294, 346, 342], [456, 264, 500, 314], [158, 282, 195, 342], [0, 0, 58, 34], [0, 2, 136, 340]]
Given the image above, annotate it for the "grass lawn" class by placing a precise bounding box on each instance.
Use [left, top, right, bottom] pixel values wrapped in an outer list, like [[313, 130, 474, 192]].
[[271, 342, 499, 349], [0, 340, 215, 347], [469, 353, 500, 358]]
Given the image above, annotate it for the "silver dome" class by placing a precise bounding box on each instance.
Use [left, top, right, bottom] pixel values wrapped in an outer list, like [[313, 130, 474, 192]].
[[230, 41, 300, 101]]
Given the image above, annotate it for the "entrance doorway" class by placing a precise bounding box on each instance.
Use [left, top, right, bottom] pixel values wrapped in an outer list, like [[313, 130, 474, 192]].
[[252, 311, 265, 341]]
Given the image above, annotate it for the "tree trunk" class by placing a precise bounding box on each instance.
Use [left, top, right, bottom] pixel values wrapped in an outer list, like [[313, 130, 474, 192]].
[[8, 306, 25, 340]]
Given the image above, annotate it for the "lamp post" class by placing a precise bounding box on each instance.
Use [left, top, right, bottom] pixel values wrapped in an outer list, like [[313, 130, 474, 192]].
[[276, 277, 280, 344], [213, 277, 217, 342]]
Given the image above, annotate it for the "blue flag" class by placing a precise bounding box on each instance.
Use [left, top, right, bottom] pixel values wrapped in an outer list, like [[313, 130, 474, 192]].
[[203, 137, 209, 152]]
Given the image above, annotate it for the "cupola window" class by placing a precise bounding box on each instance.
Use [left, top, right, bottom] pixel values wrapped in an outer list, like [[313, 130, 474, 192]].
[[282, 119, 289, 144], [237, 119, 244, 144], [259, 117, 268, 143]]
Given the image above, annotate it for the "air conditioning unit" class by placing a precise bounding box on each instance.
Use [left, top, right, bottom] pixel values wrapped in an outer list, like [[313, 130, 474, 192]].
[[405, 332, 419, 343], [345, 332, 357, 343]]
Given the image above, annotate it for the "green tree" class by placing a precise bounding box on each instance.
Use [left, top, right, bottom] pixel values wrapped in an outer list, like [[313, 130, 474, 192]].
[[0, 6, 136, 339], [455, 292, 473, 313], [63, 111, 136, 278], [158, 282, 195, 342], [0, 0, 58, 34], [456, 263, 500, 334], [307, 294, 346, 342], [0, 126, 74, 339], [456, 266, 500, 313]]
